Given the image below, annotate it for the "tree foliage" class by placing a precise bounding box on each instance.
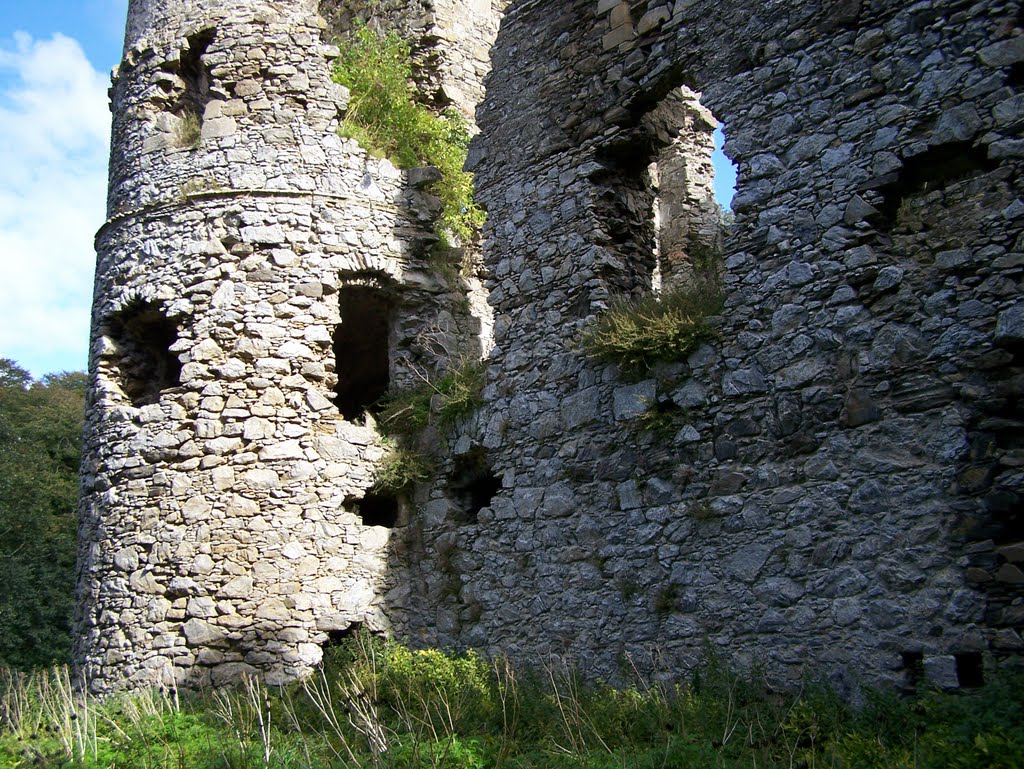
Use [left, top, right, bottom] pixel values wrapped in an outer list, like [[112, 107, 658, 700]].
[[0, 358, 85, 669]]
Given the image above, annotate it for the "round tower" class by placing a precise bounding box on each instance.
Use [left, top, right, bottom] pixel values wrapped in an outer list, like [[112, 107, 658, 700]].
[[74, 0, 450, 693]]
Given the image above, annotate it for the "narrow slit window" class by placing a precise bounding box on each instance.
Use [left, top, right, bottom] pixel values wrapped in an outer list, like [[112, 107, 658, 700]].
[[901, 651, 924, 692], [170, 28, 215, 146], [178, 29, 215, 120]]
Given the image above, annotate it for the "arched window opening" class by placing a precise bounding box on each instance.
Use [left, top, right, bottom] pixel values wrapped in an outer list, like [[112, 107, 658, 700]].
[[106, 300, 182, 407], [334, 283, 394, 421]]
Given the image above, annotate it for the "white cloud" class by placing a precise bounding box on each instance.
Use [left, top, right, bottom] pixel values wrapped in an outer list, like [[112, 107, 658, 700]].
[[0, 33, 110, 377]]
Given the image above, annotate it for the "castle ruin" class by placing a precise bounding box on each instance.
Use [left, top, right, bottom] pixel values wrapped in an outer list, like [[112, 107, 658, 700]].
[[76, 0, 1024, 695]]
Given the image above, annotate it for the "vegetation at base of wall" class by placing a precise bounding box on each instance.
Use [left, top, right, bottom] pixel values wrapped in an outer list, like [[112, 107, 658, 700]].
[[578, 278, 723, 375], [377, 359, 485, 442], [331, 25, 485, 248], [0, 359, 85, 671], [3, 634, 1023, 769]]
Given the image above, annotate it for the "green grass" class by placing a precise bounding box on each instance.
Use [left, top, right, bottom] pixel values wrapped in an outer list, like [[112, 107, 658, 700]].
[[332, 25, 485, 248], [3, 637, 1022, 769], [174, 110, 201, 149], [370, 359, 484, 494], [579, 279, 723, 375]]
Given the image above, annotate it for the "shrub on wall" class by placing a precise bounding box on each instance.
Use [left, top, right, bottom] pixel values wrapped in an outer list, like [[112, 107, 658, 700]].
[[370, 359, 484, 493], [377, 358, 484, 441], [331, 25, 485, 246], [579, 278, 723, 375]]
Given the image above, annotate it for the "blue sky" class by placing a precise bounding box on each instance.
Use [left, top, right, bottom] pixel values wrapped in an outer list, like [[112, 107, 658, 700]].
[[0, 2, 735, 379], [713, 127, 737, 213], [0, 1, 127, 379]]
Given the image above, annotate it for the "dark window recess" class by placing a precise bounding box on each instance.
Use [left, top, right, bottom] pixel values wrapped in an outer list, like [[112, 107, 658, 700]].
[[333, 285, 392, 420], [901, 651, 925, 691], [955, 653, 985, 689], [350, 493, 399, 528], [324, 622, 363, 650], [177, 29, 215, 119], [450, 449, 501, 524], [877, 142, 997, 224], [1010, 62, 1024, 88], [592, 131, 660, 291], [107, 301, 182, 407]]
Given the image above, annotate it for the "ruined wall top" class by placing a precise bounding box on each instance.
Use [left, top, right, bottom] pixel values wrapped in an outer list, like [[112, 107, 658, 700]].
[[123, 0, 321, 52]]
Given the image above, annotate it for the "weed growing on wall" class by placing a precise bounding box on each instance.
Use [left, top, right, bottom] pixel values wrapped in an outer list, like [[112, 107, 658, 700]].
[[579, 278, 723, 375], [372, 441, 435, 494], [377, 358, 485, 442], [3, 637, 1023, 768], [332, 25, 486, 247], [369, 359, 484, 492], [173, 110, 201, 149]]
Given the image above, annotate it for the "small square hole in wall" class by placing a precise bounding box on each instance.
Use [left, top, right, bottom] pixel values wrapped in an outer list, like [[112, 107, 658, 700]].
[[954, 652, 984, 689], [449, 448, 501, 524], [105, 300, 182, 407], [347, 494, 399, 528], [901, 651, 924, 691]]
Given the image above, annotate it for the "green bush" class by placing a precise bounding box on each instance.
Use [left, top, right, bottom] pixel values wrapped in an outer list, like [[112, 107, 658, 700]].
[[332, 25, 485, 247], [578, 279, 723, 375], [370, 359, 484, 493], [372, 441, 435, 494]]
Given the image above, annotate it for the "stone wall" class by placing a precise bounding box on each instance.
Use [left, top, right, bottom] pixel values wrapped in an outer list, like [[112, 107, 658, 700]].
[[79, 0, 1024, 696], [381, 0, 1024, 694]]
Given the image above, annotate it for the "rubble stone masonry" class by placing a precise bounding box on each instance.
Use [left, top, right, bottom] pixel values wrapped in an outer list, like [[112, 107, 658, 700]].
[[76, 0, 1024, 696]]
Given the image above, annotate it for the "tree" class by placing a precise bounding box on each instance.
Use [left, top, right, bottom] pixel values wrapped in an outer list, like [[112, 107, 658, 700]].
[[0, 358, 85, 669]]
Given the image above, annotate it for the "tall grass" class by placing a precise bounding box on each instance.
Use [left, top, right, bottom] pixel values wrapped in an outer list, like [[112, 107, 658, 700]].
[[2, 638, 1022, 768]]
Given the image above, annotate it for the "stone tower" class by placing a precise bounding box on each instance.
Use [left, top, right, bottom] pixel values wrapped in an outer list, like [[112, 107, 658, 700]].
[[74, 0, 494, 693]]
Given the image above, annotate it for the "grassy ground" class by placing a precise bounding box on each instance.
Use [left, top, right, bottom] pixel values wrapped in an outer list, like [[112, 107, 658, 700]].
[[2, 636, 1022, 768]]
